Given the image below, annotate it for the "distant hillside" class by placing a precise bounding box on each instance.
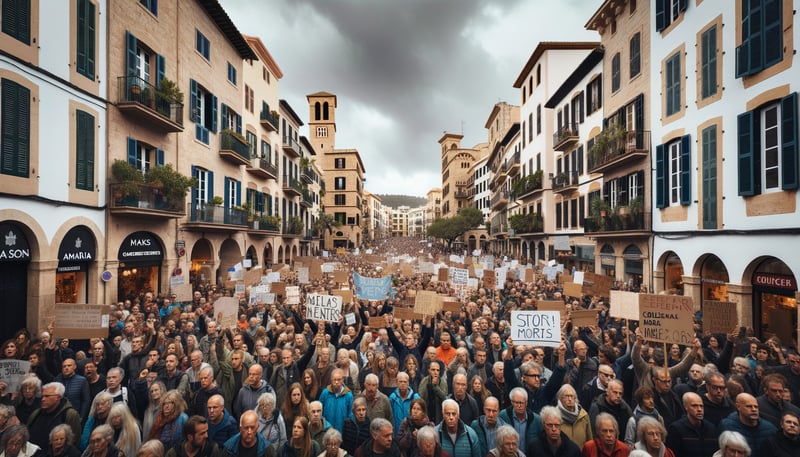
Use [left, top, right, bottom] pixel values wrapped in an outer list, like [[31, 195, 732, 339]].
[[377, 194, 427, 209]]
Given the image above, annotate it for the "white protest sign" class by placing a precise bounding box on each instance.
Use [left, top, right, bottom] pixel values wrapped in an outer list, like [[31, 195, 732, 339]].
[[229, 269, 243, 281], [306, 294, 343, 322], [243, 259, 252, 269], [323, 251, 329, 258], [286, 286, 300, 305], [510, 310, 561, 347], [263, 293, 276, 304], [0, 360, 31, 393], [496, 267, 508, 290], [265, 272, 281, 283], [297, 267, 309, 284], [451, 268, 469, 286], [610, 290, 640, 320], [573, 271, 585, 285], [322, 263, 336, 273], [234, 283, 245, 295], [345, 313, 356, 325], [467, 278, 479, 288], [214, 297, 239, 329]]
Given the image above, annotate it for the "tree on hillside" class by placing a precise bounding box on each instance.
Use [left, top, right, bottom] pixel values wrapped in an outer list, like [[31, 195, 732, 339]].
[[426, 207, 483, 247]]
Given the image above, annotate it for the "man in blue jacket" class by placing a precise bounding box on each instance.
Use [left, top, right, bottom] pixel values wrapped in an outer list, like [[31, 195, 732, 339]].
[[436, 399, 479, 457], [223, 411, 270, 457]]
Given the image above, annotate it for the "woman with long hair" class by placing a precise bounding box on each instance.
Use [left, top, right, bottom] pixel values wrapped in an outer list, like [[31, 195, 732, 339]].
[[107, 403, 141, 457], [302, 369, 320, 401], [281, 383, 309, 432], [397, 398, 434, 457], [379, 356, 399, 397], [45, 424, 81, 457], [256, 392, 287, 449], [0, 340, 19, 360], [358, 352, 384, 389], [141, 381, 166, 440], [468, 375, 488, 408], [281, 416, 320, 457], [80, 393, 114, 450], [147, 390, 188, 449], [13, 331, 31, 359], [403, 355, 422, 392]]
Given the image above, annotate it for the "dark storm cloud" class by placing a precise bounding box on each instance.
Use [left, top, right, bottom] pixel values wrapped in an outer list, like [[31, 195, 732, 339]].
[[220, 0, 599, 196]]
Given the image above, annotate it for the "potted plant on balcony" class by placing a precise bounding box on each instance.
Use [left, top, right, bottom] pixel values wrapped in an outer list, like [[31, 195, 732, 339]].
[[207, 195, 224, 222], [155, 78, 183, 120], [591, 197, 610, 220], [145, 164, 196, 211], [110, 159, 143, 204], [221, 129, 247, 148]]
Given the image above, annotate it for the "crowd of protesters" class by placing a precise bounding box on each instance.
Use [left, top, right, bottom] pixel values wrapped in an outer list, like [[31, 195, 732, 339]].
[[0, 236, 798, 457]]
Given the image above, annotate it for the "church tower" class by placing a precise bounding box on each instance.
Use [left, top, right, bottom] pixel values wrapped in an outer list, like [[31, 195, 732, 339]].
[[306, 92, 337, 152]]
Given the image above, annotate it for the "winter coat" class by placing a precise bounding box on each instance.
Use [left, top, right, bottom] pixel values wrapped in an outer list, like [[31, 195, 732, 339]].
[[389, 387, 420, 431], [222, 432, 270, 457], [319, 385, 353, 431], [435, 420, 479, 457]]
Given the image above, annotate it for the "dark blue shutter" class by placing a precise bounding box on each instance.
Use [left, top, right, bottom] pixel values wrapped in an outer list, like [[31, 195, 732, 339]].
[[189, 79, 199, 122], [655, 144, 666, 208], [207, 171, 214, 201], [125, 31, 137, 77], [236, 181, 242, 205], [155, 54, 165, 87], [127, 137, 137, 165], [220, 104, 228, 130], [211, 95, 218, 132], [747, 0, 764, 76], [781, 92, 798, 190], [636, 170, 645, 198], [224, 177, 231, 208], [738, 111, 758, 196], [156, 148, 164, 167], [151, 0, 158, 16], [680, 135, 692, 205], [763, 0, 782, 69], [678, 0, 688, 13], [191, 165, 198, 208], [655, 0, 666, 32]]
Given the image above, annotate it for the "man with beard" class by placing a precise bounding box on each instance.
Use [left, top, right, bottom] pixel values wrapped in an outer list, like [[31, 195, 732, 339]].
[[165, 415, 221, 457], [83, 360, 106, 404], [666, 392, 719, 457], [702, 371, 735, 424], [309, 401, 332, 450], [467, 348, 490, 383], [757, 373, 800, 428]]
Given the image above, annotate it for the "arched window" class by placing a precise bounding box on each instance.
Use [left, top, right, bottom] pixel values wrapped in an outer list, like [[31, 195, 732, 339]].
[[314, 102, 321, 120], [323, 102, 329, 120]]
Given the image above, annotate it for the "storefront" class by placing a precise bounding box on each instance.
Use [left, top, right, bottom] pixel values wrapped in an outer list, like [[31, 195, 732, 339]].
[[56, 226, 96, 303], [752, 259, 797, 344], [575, 245, 595, 272], [664, 252, 685, 295], [700, 255, 729, 303], [623, 245, 643, 289], [118, 231, 163, 302], [0, 222, 31, 340], [600, 244, 615, 277]]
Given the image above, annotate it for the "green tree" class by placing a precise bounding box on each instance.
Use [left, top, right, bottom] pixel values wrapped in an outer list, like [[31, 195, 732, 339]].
[[426, 207, 483, 247], [313, 212, 341, 236]]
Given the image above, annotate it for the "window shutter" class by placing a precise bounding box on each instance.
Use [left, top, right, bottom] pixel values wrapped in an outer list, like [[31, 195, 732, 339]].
[[189, 79, 199, 122], [655, 144, 666, 208], [763, 0, 782, 68], [678, 0, 688, 12], [655, 0, 666, 32], [236, 181, 242, 205], [1, 80, 29, 177], [3, 0, 31, 44], [221, 104, 228, 130], [737, 111, 757, 196], [125, 31, 137, 77], [85, 0, 96, 78], [636, 170, 645, 198], [127, 137, 137, 165], [211, 95, 218, 133], [191, 165, 198, 206], [223, 177, 230, 208], [680, 135, 692, 205], [155, 54, 165, 87], [207, 170, 214, 202], [747, 0, 764, 75], [156, 148, 165, 167], [236, 114, 242, 135], [75, 111, 88, 189], [151, 0, 158, 16], [781, 92, 798, 190]]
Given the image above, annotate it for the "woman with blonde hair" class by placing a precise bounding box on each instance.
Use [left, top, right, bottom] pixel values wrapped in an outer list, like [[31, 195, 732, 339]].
[[107, 404, 141, 457], [141, 381, 166, 441], [134, 440, 163, 457], [80, 393, 114, 450], [147, 390, 187, 449], [379, 356, 399, 397]]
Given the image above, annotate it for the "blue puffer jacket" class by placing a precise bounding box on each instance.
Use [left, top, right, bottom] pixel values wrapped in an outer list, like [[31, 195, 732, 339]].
[[389, 387, 419, 432], [435, 420, 479, 457], [222, 431, 270, 457]]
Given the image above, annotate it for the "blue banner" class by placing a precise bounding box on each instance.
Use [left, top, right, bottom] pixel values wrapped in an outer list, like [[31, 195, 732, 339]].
[[353, 273, 392, 301]]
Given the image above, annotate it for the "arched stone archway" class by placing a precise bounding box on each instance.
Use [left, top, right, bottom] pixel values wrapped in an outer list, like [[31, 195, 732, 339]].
[[246, 245, 258, 269], [277, 246, 284, 264], [263, 243, 273, 268], [743, 256, 797, 342], [218, 239, 241, 284]]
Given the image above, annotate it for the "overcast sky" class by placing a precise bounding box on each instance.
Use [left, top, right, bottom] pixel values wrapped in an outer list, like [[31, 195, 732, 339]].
[[221, 0, 602, 197]]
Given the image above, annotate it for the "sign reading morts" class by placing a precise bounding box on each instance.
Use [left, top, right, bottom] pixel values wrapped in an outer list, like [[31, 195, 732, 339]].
[[639, 294, 694, 344], [702, 301, 738, 334], [306, 294, 343, 322], [510, 310, 561, 347], [54, 304, 111, 339]]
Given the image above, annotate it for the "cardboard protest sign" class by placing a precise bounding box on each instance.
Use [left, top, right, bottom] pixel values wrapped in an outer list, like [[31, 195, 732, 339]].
[[265, 272, 281, 283], [703, 301, 738, 334], [483, 269, 496, 289], [54, 304, 111, 339], [571, 310, 598, 327], [510, 311, 561, 347], [415, 291, 442, 316], [442, 301, 462, 313], [310, 260, 323, 280], [495, 267, 507, 289], [306, 294, 343, 322], [333, 289, 353, 304], [639, 294, 695, 344], [322, 263, 335, 273], [609, 290, 640, 320], [271, 263, 285, 272], [171, 283, 193, 303], [438, 268, 449, 282], [583, 272, 613, 297], [560, 274, 573, 284], [525, 268, 534, 283], [214, 297, 239, 330], [368, 316, 386, 328], [234, 283, 246, 296], [563, 282, 584, 298], [243, 268, 263, 286], [334, 270, 349, 284], [537, 300, 565, 313], [401, 265, 414, 277], [286, 286, 300, 305], [418, 262, 435, 274], [394, 307, 424, 321], [0, 360, 31, 393], [271, 282, 286, 297]]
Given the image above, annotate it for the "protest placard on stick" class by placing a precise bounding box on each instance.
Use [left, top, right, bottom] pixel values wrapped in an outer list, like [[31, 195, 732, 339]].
[[510, 311, 561, 347], [609, 290, 640, 321], [703, 301, 738, 334], [54, 304, 111, 339], [639, 294, 694, 344], [306, 294, 343, 322]]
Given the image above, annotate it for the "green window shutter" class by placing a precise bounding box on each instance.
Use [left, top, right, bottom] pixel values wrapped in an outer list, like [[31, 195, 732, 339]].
[[747, 0, 764, 75], [211, 95, 218, 133], [85, 0, 96, 79], [189, 79, 199, 122], [702, 126, 718, 229], [220, 104, 228, 130], [190, 165, 198, 206], [75, 110, 94, 190], [236, 181, 242, 206], [127, 137, 137, 165], [655, 0, 666, 32], [207, 170, 214, 202], [701, 26, 717, 98], [737, 111, 758, 196], [780, 92, 798, 190], [235, 114, 242, 135], [655, 144, 666, 208], [125, 31, 137, 77], [156, 148, 165, 167], [155, 54, 165, 87], [1, 79, 30, 178], [224, 177, 231, 208], [2, 0, 31, 44], [763, 0, 782, 69], [680, 135, 692, 205]]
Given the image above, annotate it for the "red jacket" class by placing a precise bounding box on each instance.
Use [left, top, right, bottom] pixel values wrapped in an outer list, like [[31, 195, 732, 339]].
[[581, 438, 631, 457]]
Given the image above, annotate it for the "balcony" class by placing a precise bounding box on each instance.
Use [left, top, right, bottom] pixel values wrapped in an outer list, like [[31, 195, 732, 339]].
[[116, 76, 184, 133], [507, 150, 521, 175], [510, 213, 544, 235], [260, 109, 279, 132], [246, 216, 280, 235], [282, 217, 304, 238], [300, 189, 314, 208], [301, 167, 318, 184], [246, 157, 278, 180], [219, 131, 251, 166], [454, 189, 469, 199], [491, 190, 510, 210], [552, 170, 580, 194], [109, 183, 185, 219], [553, 123, 579, 151], [588, 129, 651, 174], [584, 211, 651, 237], [282, 174, 302, 197], [282, 136, 301, 158], [490, 222, 508, 236], [511, 171, 544, 199], [303, 228, 320, 241], [184, 202, 248, 231]]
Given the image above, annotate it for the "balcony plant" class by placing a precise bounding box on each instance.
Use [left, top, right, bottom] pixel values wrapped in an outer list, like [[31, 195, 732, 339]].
[[590, 197, 610, 220], [110, 159, 144, 200], [287, 216, 304, 234], [156, 78, 183, 104], [221, 128, 247, 144], [145, 164, 196, 201]]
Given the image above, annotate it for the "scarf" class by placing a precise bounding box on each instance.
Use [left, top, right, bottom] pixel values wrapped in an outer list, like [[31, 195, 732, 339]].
[[558, 400, 581, 425]]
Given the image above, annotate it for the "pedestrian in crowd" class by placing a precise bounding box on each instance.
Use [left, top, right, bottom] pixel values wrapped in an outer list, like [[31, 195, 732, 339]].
[[222, 411, 269, 457], [436, 399, 478, 457], [134, 440, 163, 457], [632, 416, 674, 457], [488, 425, 523, 457], [45, 424, 80, 457], [581, 413, 630, 457], [319, 428, 350, 457], [27, 383, 81, 451], [146, 390, 187, 449], [281, 416, 320, 457], [665, 392, 719, 457], [526, 406, 581, 457], [354, 418, 399, 457], [397, 398, 434, 457], [255, 392, 286, 450], [107, 403, 142, 457], [712, 431, 750, 457], [556, 383, 593, 447], [757, 411, 800, 457], [82, 425, 120, 457], [164, 415, 221, 457], [719, 393, 777, 451], [341, 398, 370, 456]]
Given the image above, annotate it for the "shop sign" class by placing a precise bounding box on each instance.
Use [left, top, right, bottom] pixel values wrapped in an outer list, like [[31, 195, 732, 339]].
[[118, 231, 163, 262], [753, 273, 797, 290], [0, 223, 31, 262], [601, 255, 615, 266], [58, 227, 95, 272]]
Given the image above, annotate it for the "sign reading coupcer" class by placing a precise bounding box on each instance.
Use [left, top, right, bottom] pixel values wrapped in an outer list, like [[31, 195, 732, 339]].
[[753, 273, 797, 290]]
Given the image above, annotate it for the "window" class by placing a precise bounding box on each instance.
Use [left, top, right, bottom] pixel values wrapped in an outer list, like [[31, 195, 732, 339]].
[[700, 25, 718, 99], [655, 135, 691, 208], [224, 177, 240, 207], [334, 212, 346, 225], [245, 85, 254, 113], [260, 140, 271, 160], [655, 0, 688, 32], [611, 53, 620, 92], [334, 194, 345, 205], [76, 0, 96, 80], [2, 0, 30, 44], [246, 131, 257, 158], [701, 125, 718, 229], [192, 167, 212, 207], [528, 113, 533, 142], [738, 95, 799, 195], [263, 66, 270, 83], [220, 104, 241, 134], [665, 52, 681, 116], [227, 62, 237, 85], [190, 79, 217, 144], [334, 158, 345, 169], [139, 0, 157, 15], [75, 110, 94, 190], [316, 126, 327, 138], [535, 64, 541, 86], [0, 79, 30, 178], [629, 33, 641, 78], [736, 0, 782, 78], [571, 93, 584, 125], [127, 137, 163, 174], [587, 77, 602, 114], [536, 105, 542, 134], [195, 29, 210, 60], [334, 177, 345, 190]]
